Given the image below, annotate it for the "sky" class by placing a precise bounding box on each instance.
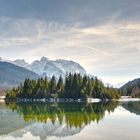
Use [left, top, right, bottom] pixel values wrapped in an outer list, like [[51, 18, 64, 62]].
[[0, 0, 140, 85]]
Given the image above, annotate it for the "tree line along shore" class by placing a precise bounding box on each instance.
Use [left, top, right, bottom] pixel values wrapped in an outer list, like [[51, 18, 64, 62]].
[[6, 73, 120, 101]]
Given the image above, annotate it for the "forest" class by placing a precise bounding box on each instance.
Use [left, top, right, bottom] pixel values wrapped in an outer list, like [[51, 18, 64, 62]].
[[6, 73, 120, 100]]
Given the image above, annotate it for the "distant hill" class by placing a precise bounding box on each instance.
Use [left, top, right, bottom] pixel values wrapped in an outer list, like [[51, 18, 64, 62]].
[[0, 62, 38, 87], [120, 78, 140, 97], [12, 56, 87, 78]]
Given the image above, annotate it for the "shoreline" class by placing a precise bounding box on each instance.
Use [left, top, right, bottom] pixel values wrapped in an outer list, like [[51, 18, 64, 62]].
[[3, 96, 140, 103]]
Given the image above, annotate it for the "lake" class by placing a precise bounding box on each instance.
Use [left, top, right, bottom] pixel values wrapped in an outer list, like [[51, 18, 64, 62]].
[[0, 101, 140, 140]]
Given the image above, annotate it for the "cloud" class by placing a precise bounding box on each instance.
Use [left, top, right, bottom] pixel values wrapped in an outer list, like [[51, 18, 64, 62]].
[[0, 17, 140, 84], [0, 0, 140, 25]]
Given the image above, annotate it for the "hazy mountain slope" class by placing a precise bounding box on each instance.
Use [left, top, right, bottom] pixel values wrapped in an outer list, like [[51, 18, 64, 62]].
[[120, 78, 140, 97], [12, 57, 87, 78], [0, 62, 38, 87]]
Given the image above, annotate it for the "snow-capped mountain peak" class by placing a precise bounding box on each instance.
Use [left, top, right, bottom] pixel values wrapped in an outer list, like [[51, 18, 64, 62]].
[[10, 57, 87, 78], [13, 59, 28, 67], [40, 56, 50, 62]]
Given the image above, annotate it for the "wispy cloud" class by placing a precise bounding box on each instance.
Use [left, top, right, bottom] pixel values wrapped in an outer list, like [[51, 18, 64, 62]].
[[0, 16, 140, 84]]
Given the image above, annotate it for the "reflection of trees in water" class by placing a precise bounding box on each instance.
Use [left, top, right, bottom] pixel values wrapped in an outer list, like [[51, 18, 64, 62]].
[[122, 102, 140, 116], [6, 102, 118, 128]]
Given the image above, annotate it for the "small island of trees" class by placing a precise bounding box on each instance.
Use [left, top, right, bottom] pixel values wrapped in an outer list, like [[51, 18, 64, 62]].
[[6, 73, 120, 101]]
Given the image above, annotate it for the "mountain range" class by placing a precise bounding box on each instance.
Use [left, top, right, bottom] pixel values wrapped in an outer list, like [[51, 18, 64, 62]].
[[1, 56, 140, 94], [0, 61, 38, 87], [0, 57, 86, 87], [12, 57, 86, 78]]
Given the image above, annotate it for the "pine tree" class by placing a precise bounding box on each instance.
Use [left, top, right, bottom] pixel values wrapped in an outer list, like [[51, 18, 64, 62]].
[[49, 76, 56, 95], [6, 73, 120, 100], [57, 76, 64, 96]]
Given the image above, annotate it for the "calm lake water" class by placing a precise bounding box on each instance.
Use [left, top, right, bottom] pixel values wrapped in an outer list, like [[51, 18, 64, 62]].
[[0, 101, 140, 140]]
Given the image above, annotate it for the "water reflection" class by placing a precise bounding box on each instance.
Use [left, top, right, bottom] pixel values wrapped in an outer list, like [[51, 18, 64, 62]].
[[122, 101, 140, 115], [1, 101, 140, 140], [5, 102, 118, 128], [0, 102, 31, 136]]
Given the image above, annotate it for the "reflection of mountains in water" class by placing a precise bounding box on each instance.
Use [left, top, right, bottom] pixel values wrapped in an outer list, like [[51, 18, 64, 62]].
[[0, 102, 31, 136], [122, 101, 140, 115], [0, 102, 84, 140], [7, 119, 85, 140], [2, 102, 118, 140]]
